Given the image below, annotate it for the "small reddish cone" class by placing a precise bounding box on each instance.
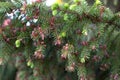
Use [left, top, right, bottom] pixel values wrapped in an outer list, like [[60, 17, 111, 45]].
[[61, 54, 67, 60], [34, 50, 44, 59], [2, 19, 11, 27], [92, 45, 96, 50], [55, 37, 61, 45], [63, 44, 69, 50], [66, 66, 75, 72], [81, 41, 88, 46]]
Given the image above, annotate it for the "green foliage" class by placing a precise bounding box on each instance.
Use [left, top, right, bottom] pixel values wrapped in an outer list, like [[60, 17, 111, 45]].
[[0, 2, 13, 13], [0, 0, 120, 80]]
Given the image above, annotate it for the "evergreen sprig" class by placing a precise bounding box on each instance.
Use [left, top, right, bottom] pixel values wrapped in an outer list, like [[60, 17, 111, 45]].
[[0, 0, 120, 80]]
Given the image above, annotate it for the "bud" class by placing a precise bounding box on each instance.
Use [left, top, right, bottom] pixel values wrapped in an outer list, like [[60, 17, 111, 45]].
[[66, 66, 75, 72], [52, 10, 58, 16], [63, 44, 69, 50], [15, 39, 21, 48], [34, 50, 45, 59], [61, 54, 67, 60], [92, 45, 96, 50], [81, 58, 85, 63], [55, 37, 61, 45]]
